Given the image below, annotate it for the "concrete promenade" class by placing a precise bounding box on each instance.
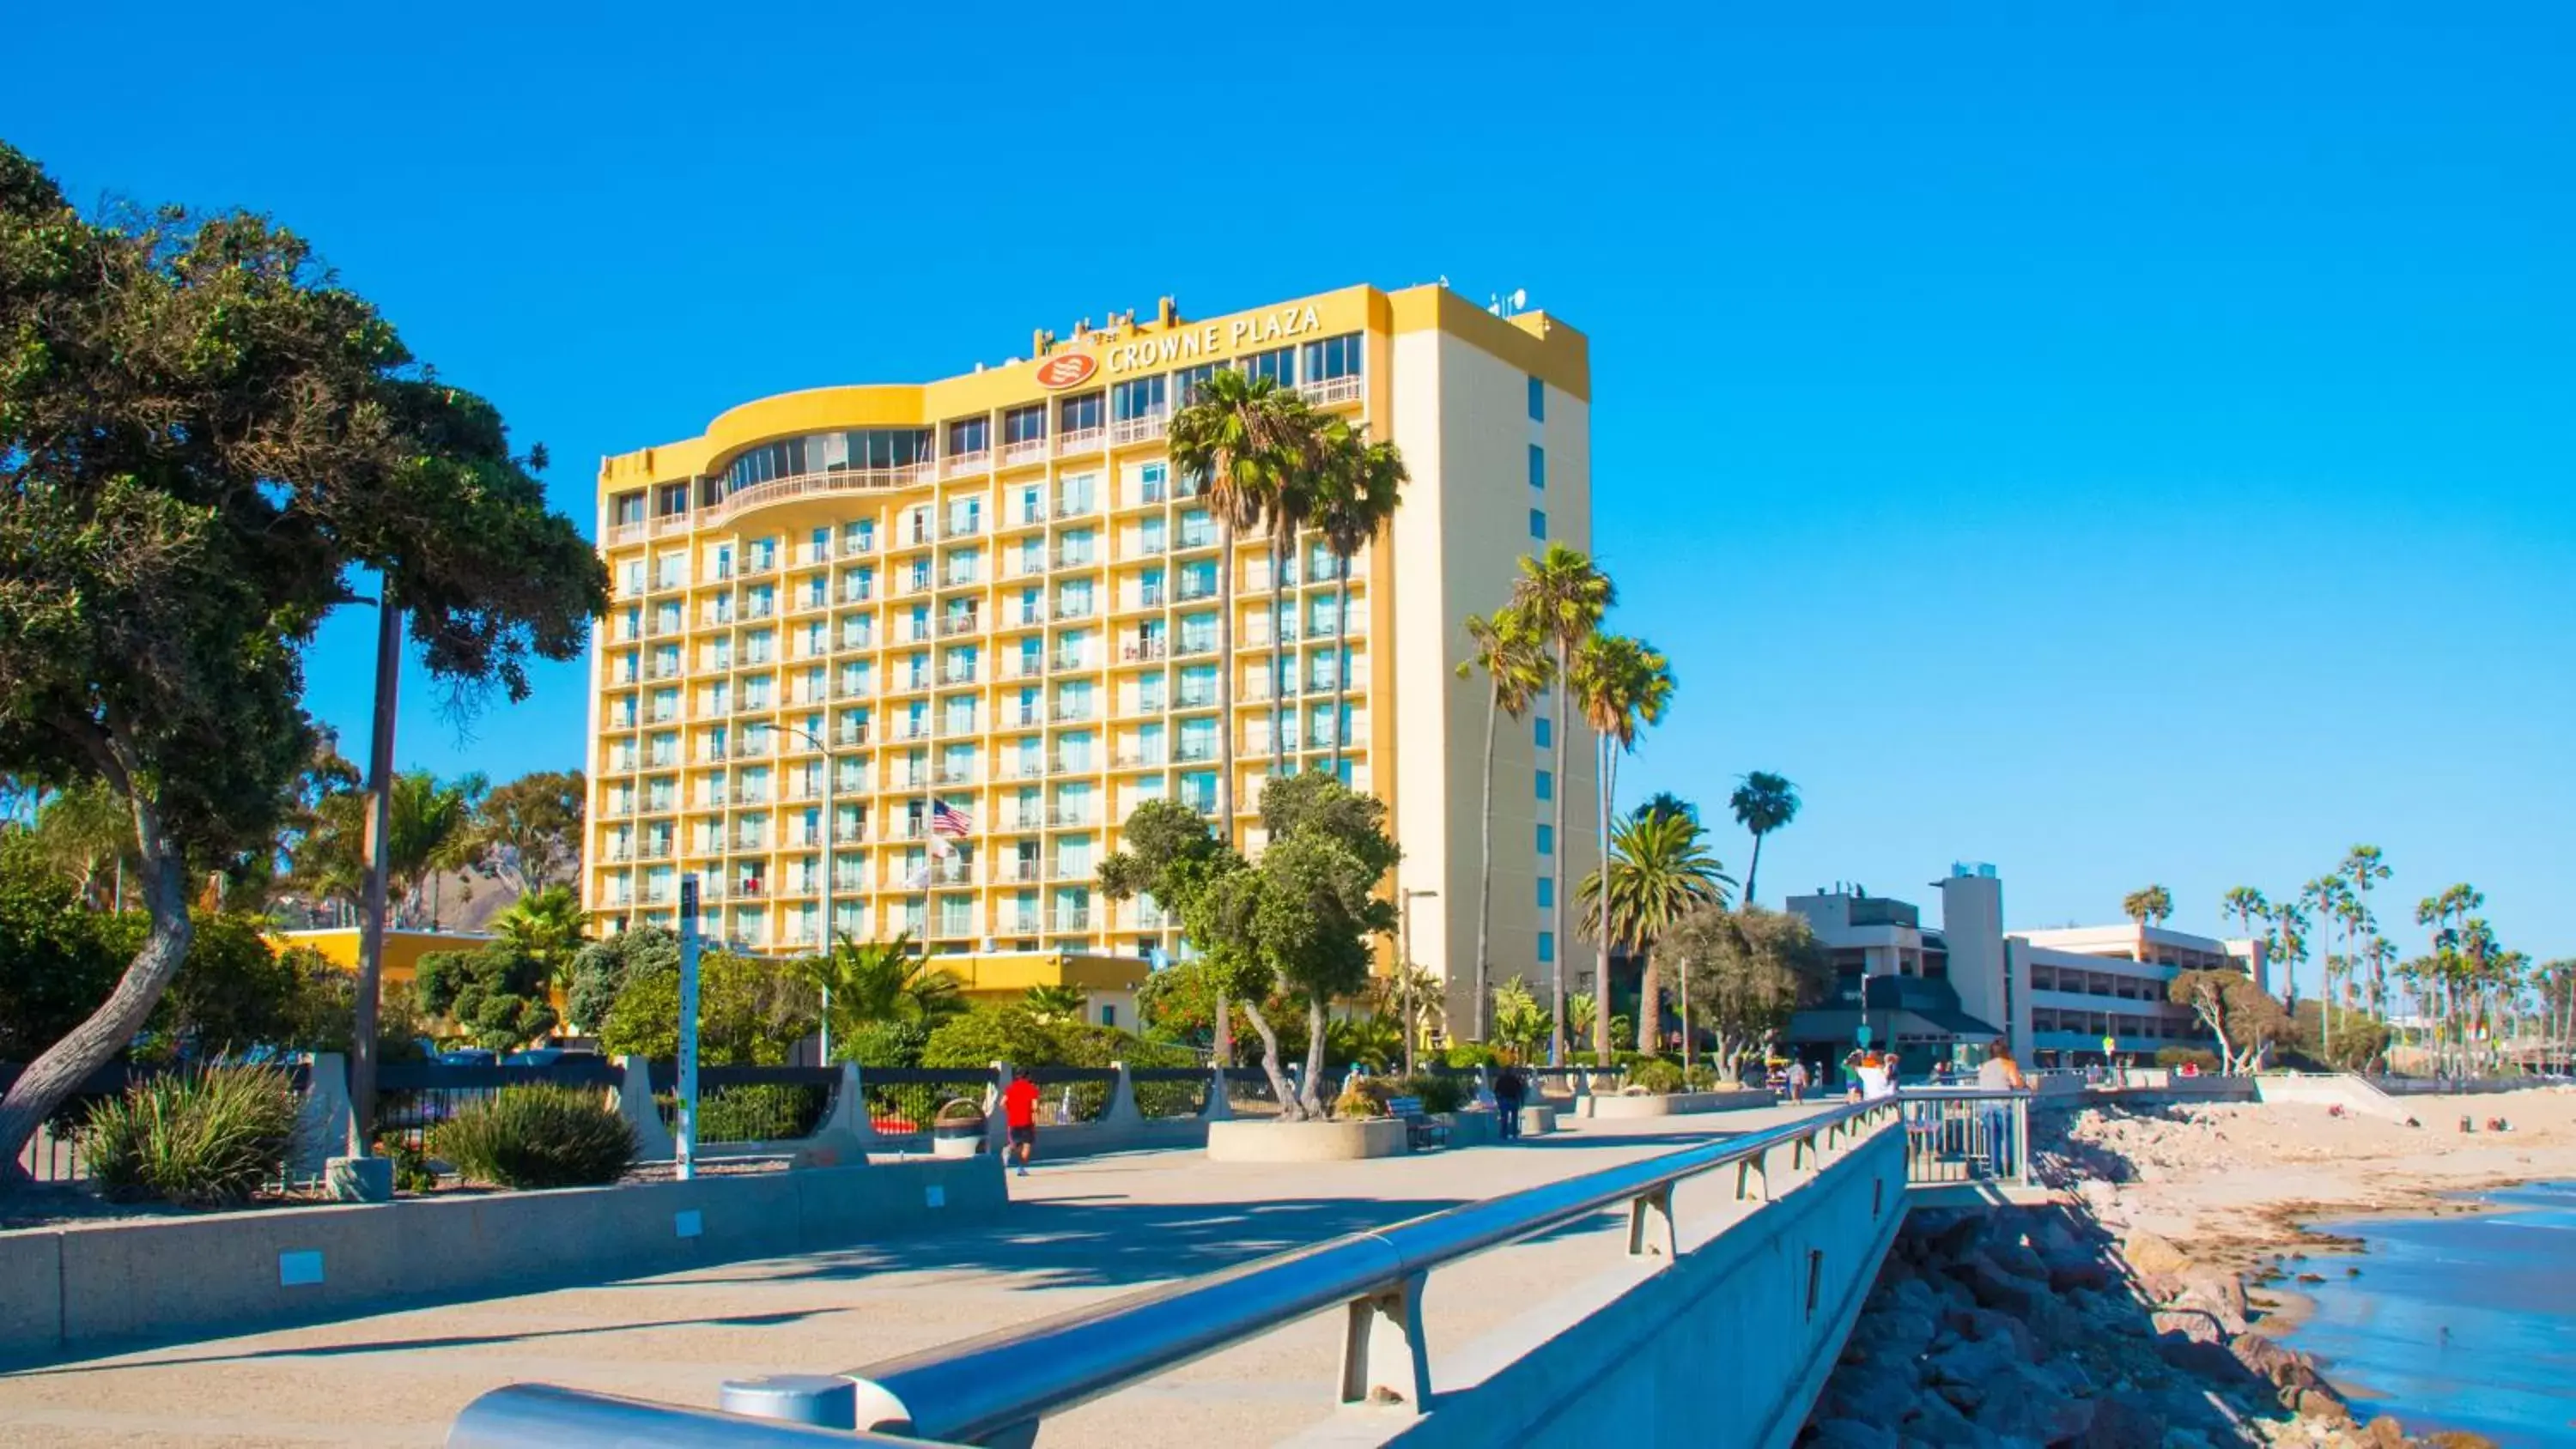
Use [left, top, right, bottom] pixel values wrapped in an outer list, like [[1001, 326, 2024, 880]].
[[0, 1103, 1836, 1448]]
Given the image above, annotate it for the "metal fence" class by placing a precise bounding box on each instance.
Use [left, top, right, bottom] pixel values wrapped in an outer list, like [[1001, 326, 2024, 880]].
[[1897, 1089, 2030, 1185], [850, 1067, 999, 1141], [375, 1058, 619, 1156], [638, 1064, 841, 1144], [1127, 1068, 1209, 1119], [2, 1060, 314, 1186], [1219, 1066, 1286, 1118]]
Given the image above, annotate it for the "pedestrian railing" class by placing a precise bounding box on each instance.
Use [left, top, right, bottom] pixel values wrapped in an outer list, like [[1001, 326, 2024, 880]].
[[3, 1059, 316, 1184], [1895, 1088, 2030, 1187], [376, 1058, 617, 1156], [446, 1099, 1906, 1446]]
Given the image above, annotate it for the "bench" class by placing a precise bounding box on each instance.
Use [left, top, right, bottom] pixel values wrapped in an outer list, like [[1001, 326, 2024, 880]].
[[1387, 1095, 1449, 1152]]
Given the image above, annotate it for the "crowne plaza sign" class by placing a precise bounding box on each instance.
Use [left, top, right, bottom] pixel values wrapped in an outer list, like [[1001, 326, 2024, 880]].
[[1095, 304, 1324, 376]]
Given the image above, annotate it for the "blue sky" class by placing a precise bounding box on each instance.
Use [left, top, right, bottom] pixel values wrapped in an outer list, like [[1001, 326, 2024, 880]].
[[9, 3, 2569, 982]]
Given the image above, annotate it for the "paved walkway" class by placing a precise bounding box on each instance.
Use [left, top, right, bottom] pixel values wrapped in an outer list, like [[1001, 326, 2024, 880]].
[[0, 1103, 1836, 1448]]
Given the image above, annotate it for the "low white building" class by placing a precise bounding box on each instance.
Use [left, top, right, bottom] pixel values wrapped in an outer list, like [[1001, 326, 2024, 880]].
[[1783, 865, 2267, 1072]]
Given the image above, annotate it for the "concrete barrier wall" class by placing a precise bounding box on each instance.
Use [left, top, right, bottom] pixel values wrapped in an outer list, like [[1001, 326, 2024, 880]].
[[1297, 1120, 1905, 1449], [2251, 1074, 2411, 1120], [1579, 1088, 1780, 1120], [3, 1155, 1004, 1367]]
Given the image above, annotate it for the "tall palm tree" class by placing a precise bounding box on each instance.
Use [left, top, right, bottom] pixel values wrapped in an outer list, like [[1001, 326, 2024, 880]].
[[387, 771, 486, 928], [1579, 810, 1733, 1053], [1260, 411, 1334, 773], [799, 931, 966, 1046], [2301, 876, 2354, 1056], [1727, 772, 1800, 906], [492, 884, 590, 993], [1630, 791, 1696, 827], [1507, 544, 1612, 1063], [1570, 632, 1674, 1063], [2338, 845, 2392, 1017], [1314, 432, 1406, 771], [1455, 608, 1552, 1042], [1165, 369, 1308, 843]]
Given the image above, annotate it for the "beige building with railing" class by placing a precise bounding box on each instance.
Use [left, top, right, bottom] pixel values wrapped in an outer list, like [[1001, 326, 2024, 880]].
[[584, 282, 1595, 1025]]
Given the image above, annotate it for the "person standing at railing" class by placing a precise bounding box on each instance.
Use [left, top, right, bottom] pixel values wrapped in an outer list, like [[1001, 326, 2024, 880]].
[[1856, 1052, 1894, 1101], [1975, 1039, 2029, 1176], [1786, 1058, 1809, 1103], [1493, 1065, 1526, 1141]]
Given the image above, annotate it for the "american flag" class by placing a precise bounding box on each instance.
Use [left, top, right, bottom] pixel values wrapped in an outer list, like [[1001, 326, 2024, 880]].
[[932, 800, 975, 838]]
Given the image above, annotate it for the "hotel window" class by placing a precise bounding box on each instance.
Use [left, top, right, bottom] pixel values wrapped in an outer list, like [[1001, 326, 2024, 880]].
[[1536, 823, 1553, 856], [1534, 717, 1552, 749], [1534, 876, 1553, 909], [1174, 363, 1217, 406], [1005, 403, 1047, 446], [612, 491, 646, 526], [946, 416, 988, 458], [1528, 508, 1546, 540], [1300, 332, 1363, 380], [1534, 768, 1552, 801], [1528, 375, 1545, 421], [1241, 347, 1295, 385], [1537, 931, 1555, 964], [1528, 444, 1545, 490], [1111, 375, 1166, 421], [656, 482, 690, 518], [1057, 391, 1103, 433]]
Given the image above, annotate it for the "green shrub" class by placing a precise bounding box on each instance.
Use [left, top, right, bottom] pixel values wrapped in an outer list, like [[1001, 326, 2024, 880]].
[[82, 1064, 301, 1206], [1626, 1058, 1686, 1094], [431, 1085, 635, 1188], [373, 1132, 439, 1193], [696, 1082, 827, 1143], [2154, 1046, 2222, 1073], [840, 1019, 929, 1070], [1334, 1079, 1392, 1119], [1442, 1043, 1502, 1070], [1684, 1064, 1719, 1092], [1396, 1073, 1464, 1115]]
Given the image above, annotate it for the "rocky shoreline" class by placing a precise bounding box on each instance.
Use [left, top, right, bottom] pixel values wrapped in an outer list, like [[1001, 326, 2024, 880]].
[[1801, 1203, 2444, 1449]]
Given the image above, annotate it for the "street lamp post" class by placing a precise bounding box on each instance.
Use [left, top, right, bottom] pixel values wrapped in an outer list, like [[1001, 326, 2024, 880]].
[[775, 721, 839, 1061], [1399, 888, 1438, 1076]]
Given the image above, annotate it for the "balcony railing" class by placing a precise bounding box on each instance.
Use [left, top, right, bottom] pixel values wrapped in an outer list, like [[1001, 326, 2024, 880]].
[[942, 452, 991, 478], [1002, 438, 1048, 467], [1058, 427, 1105, 455], [1120, 639, 1169, 662], [1295, 373, 1364, 407], [703, 464, 934, 528], [938, 614, 981, 637], [1109, 413, 1169, 445], [1048, 909, 1093, 930]]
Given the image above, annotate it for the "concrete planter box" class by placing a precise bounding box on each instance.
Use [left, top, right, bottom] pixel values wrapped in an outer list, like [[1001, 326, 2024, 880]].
[[1518, 1105, 1559, 1137], [1437, 1109, 1500, 1149], [1205, 1118, 1408, 1162], [1582, 1088, 1778, 1119]]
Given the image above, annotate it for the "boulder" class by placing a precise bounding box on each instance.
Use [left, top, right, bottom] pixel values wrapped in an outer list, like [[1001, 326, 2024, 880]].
[[1848, 1307, 1941, 1362], [1904, 1390, 2004, 1448], [1930, 1212, 1993, 1260], [2149, 1309, 2227, 1346], [2291, 1386, 2352, 1425], [2120, 1230, 2193, 1277], [1820, 1357, 1919, 1425], [2359, 1415, 2410, 1448], [2168, 1269, 2249, 1332], [2049, 1257, 2114, 1292], [1947, 1304, 2041, 1364], [1969, 1364, 2090, 1445], [1807, 1417, 1901, 1449], [2075, 1396, 2166, 1449], [1986, 1238, 2052, 1283], [1927, 1334, 2017, 1389], [1948, 1258, 2044, 1314], [2227, 1331, 2324, 1391]]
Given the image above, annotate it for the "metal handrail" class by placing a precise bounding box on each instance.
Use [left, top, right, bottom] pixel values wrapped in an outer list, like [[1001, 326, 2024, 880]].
[[449, 1384, 930, 1448], [841, 1099, 1899, 1441]]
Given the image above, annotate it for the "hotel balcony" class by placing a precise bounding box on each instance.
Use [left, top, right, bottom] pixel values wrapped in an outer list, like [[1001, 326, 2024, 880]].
[[1109, 413, 1169, 446], [941, 452, 991, 479], [1058, 427, 1105, 457], [702, 464, 934, 529], [1001, 438, 1048, 468], [1294, 374, 1364, 407]]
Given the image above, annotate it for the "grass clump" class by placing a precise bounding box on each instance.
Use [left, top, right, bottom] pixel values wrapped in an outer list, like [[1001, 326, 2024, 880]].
[[82, 1064, 301, 1206], [431, 1085, 635, 1188]]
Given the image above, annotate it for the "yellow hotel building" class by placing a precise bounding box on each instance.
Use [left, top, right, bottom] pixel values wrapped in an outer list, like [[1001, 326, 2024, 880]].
[[585, 282, 1595, 1027]]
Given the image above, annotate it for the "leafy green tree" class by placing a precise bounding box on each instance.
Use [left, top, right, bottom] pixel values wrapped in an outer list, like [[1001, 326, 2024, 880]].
[[1508, 544, 1613, 1063], [1666, 904, 1832, 1077], [562, 925, 676, 1038], [597, 949, 816, 1066], [466, 769, 586, 894], [1324, 1014, 1402, 1073], [491, 885, 588, 992], [1102, 797, 1247, 1058], [0, 834, 141, 1060], [0, 142, 606, 1179], [1727, 772, 1800, 906], [1165, 370, 1315, 833], [1579, 810, 1732, 1053], [1455, 607, 1552, 1042], [2168, 967, 2291, 1073], [1133, 955, 1256, 1052], [1489, 977, 1550, 1062], [2121, 884, 2175, 928], [28, 779, 133, 909], [1571, 632, 1673, 1063], [2288, 997, 2391, 1072], [415, 944, 558, 1053]]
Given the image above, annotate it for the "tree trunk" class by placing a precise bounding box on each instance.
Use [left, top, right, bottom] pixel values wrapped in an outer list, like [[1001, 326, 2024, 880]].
[[1679, 954, 1694, 1072], [1743, 831, 1765, 907], [349, 592, 403, 1155], [1592, 737, 1616, 1065], [1211, 520, 1237, 1069], [1236, 996, 1301, 1121], [1637, 949, 1660, 1055], [1303, 995, 1331, 1118], [1328, 560, 1352, 773], [0, 783, 194, 1181], [1547, 640, 1569, 1064], [1471, 678, 1500, 1043]]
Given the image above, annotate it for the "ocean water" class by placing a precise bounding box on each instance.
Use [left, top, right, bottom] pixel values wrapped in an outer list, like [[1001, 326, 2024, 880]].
[[2287, 1180, 2576, 1447]]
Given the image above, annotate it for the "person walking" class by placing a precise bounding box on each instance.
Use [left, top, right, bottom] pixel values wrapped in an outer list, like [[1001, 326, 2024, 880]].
[[1786, 1058, 1809, 1104], [1493, 1064, 1527, 1142], [1975, 1038, 2029, 1177], [1001, 1073, 1042, 1179], [1856, 1051, 1895, 1101]]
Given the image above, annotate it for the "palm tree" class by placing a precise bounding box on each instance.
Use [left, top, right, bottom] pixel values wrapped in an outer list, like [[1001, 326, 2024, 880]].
[[1727, 773, 1800, 906], [2338, 845, 2392, 1016], [1631, 791, 1696, 827], [491, 884, 589, 993], [1489, 977, 1550, 1063], [1455, 609, 1552, 1042], [1579, 810, 1732, 1053], [2302, 876, 2354, 1057], [1314, 432, 1406, 771], [1165, 369, 1309, 843], [2220, 887, 2269, 943], [1570, 632, 1674, 1064], [799, 932, 966, 1046], [2119, 884, 2174, 928], [387, 771, 486, 928], [1507, 544, 1613, 1063], [1023, 983, 1091, 1024]]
